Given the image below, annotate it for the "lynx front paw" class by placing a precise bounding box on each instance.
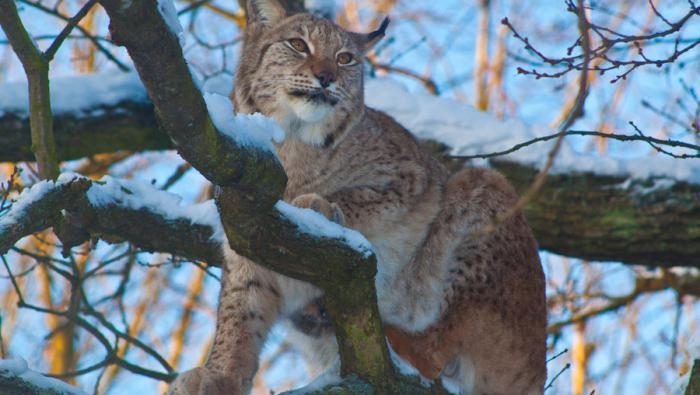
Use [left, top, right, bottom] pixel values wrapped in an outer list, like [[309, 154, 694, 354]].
[[166, 367, 229, 395], [291, 193, 345, 225]]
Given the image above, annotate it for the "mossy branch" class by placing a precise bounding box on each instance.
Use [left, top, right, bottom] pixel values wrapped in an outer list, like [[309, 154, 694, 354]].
[[96, 0, 429, 392]]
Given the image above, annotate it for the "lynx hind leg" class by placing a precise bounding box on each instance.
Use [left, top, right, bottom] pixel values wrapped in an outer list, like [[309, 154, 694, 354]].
[[442, 168, 546, 394], [169, 247, 283, 395]]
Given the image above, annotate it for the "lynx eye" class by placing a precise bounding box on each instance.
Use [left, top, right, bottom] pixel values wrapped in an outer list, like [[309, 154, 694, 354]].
[[288, 38, 308, 53], [337, 52, 355, 65]]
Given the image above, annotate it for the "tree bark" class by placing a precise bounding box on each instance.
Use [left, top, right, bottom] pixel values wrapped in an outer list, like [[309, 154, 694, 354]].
[[0, 364, 85, 395], [0, 1, 59, 180], [491, 160, 700, 267], [0, 100, 164, 163]]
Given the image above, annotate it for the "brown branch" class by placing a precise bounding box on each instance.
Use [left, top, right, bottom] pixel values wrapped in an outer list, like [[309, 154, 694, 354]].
[[369, 60, 440, 95], [0, 1, 59, 180], [548, 271, 700, 334], [504, 1, 700, 83], [1, 254, 176, 383]]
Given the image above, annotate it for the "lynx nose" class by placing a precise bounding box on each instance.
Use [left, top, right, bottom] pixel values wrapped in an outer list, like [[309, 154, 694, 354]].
[[315, 70, 335, 88]]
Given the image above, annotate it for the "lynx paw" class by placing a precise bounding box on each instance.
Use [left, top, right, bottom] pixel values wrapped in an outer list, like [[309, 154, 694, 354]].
[[291, 193, 345, 225], [166, 367, 228, 395]]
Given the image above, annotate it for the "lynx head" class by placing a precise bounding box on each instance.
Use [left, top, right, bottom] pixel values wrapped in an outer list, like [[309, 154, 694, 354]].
[[233, 0, 388, 147]]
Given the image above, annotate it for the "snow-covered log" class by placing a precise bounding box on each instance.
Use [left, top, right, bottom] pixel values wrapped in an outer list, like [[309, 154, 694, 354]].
[[0, 173, 222, 265], [0, 74, 164, 163], [1, 74, 699, 268], [0, 358, 87, 395]]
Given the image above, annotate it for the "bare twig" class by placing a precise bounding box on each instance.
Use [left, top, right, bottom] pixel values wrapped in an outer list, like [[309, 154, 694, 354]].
[[504, 1, 700, 83], [449, 127, 700, 160], [17, 0, 130, 72], [44, 0, 98, 62], [369, 60, 440, 95]]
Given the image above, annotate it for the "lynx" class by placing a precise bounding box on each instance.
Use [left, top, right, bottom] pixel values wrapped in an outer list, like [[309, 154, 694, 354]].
[[168, 0, 546, 394]]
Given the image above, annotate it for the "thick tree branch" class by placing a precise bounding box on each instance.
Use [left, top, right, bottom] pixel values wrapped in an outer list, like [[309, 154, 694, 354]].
[[491, 160, 700, 267], [0, 176, 221, 266], [0, 360, 86, 395], [0, 99, 167, 163], [96, 1, 417, 392]]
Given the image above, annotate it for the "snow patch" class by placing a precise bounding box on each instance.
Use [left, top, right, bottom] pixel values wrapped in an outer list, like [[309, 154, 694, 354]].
[[0, 358, 88, 395], [0, 172, 223, 243], [203, 92, 285, 154], [0, 173, 81, 234], [275, 201, 373, 257], [0, 73, 146, 118], [365, 78, 700, 185], [157, 0, 185, 46], [84, 174, 224, 242]]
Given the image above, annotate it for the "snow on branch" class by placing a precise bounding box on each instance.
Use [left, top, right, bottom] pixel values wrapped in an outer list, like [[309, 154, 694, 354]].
[[0, 173, 222, 265], [0, 358, 87, 395], [275, 201, 373, 257]]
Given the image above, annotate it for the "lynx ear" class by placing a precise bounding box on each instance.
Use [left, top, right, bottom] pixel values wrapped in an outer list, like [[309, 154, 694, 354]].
[[351, 17, 390, 53], [246, 0, 287, 27]]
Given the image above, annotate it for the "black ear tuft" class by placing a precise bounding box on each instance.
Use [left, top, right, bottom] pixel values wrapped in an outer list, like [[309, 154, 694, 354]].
[[367, 17, 390, 42]]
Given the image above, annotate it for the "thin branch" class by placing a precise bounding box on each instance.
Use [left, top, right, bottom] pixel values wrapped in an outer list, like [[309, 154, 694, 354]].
[[449, 128, 700, 160], [44, 0, 98, 62], [504, 1, 700, 83], [548, 271, 700, 334], [17, 0, 130, 72], [369, 60, 440, 95]]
